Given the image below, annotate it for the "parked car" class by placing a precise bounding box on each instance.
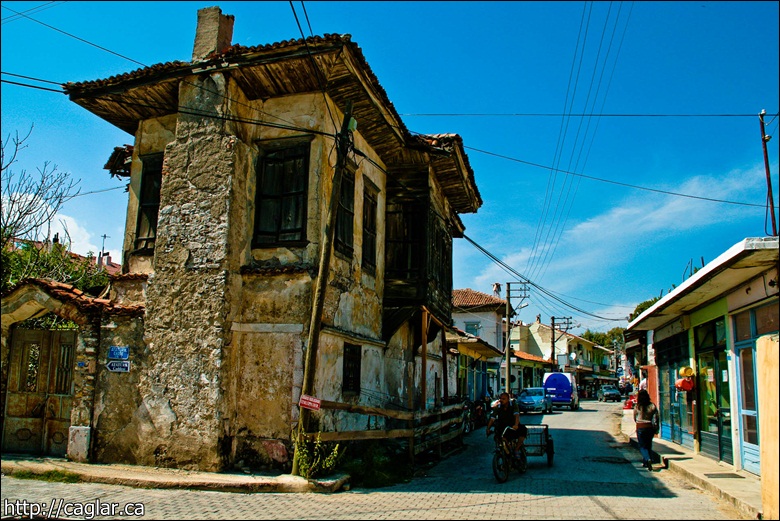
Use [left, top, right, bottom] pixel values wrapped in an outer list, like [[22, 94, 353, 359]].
[[517, 387, 553, 414], [597, 385, 622, 402]]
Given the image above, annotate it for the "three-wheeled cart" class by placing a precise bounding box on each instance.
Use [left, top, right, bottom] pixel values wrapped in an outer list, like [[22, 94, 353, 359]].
[[525, 424, 554, 466]]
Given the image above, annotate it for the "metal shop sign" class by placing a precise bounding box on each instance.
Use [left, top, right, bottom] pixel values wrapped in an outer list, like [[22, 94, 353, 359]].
[[108, 346, 130, 360], [299, 394, 321, 411], [106, 361, 131, 373]]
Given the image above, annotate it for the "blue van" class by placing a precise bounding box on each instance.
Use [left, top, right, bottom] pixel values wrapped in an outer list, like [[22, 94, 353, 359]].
[[543, 372, 579, 410]]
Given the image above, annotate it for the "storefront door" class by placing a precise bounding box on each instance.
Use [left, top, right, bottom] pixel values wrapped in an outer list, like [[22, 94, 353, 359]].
[[697, 350, 733, 464]]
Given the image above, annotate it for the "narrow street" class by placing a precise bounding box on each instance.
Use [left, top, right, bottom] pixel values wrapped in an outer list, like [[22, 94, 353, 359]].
[[0, 400, 748, 520]]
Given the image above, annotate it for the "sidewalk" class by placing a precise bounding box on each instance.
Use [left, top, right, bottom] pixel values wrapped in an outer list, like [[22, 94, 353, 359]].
[[0, 455, 349, 494], [619, 408, 762, 520]]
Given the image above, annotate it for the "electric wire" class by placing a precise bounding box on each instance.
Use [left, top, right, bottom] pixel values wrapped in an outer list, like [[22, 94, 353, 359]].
[[462, 234, 626, 322], [1, 1, 63, 25], [5, 74, 766, 212], [526, 1, 589, 283], [533, 1, 634, 283]]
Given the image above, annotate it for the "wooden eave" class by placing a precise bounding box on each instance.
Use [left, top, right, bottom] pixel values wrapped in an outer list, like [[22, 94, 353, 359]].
[[63, 33, 481, 212]]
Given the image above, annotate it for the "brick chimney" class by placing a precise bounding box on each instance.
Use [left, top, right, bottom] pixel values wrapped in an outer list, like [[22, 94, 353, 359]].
[[192, 6, 234, 62]]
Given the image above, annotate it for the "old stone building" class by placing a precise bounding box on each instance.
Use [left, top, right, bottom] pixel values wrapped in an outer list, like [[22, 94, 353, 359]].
[[1, 6, 481, 472]]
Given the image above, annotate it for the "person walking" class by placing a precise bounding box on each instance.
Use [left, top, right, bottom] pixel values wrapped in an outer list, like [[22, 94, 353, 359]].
[[634, 389, 660, 470]]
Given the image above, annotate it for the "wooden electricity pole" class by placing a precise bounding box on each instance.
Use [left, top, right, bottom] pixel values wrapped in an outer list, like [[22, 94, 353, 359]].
[[759, 110, 777, 236], [292, 101, 354, 476]]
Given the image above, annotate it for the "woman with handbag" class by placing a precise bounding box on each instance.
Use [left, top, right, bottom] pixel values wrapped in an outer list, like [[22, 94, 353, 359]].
[[634, 389, 660, 471]]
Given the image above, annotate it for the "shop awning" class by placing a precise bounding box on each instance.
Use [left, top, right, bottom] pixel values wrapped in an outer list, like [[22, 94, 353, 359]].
[[445, 328, 503, 359]]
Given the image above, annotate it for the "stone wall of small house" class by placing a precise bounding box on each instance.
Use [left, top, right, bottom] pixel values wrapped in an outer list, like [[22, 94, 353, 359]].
[[91, 313, 146, 464], [137, 72, 246, 471]]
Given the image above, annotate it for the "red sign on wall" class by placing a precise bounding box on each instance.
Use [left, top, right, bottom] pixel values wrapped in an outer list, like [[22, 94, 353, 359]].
[[299, 394, 321, 411]]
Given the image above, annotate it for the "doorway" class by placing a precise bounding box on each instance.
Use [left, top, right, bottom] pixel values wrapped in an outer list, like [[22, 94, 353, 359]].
[[696, 349, 733, 464], [2, 328, 76, 456]]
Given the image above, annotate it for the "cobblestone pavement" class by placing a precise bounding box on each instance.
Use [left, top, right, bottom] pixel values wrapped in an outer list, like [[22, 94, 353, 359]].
[[1, 401, 747, 520]]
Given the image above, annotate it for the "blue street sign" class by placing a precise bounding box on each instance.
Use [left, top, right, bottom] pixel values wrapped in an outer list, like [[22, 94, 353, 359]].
[[108, 346, 130, 360], [106, 361, 130, 372]]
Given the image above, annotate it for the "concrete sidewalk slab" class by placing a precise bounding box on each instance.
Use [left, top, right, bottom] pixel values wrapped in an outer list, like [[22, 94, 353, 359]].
[[619, 409, 762, 520], [0, 455, 349, 494]]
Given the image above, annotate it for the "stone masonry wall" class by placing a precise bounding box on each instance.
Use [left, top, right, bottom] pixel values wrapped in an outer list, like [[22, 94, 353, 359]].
[[139, 72, 241, 471]]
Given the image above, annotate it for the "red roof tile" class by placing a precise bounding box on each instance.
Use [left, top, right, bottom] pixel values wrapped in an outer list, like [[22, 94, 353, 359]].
[[452, 288, 506, 309]]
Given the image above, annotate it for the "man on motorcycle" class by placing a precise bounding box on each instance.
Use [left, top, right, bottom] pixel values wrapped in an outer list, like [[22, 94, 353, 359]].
[[486, 392, 527, 447]]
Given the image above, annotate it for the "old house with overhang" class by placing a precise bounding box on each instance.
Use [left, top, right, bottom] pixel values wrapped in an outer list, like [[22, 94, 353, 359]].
[[1, 6, 481, 472]]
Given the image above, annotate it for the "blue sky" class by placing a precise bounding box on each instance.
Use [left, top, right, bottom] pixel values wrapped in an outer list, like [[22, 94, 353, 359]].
[[2, 1, 778, 334]]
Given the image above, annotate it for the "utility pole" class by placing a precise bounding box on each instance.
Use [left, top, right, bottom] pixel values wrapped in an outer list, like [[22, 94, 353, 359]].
[[759, 110, 777, 236], [292, 101, 354, 476], [504, 282, 528, 394], [550, 316, 572, 369]]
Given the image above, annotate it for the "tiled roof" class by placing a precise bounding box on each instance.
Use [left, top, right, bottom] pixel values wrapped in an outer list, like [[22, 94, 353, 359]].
[[4, 278, 144, 317], [513, 351, 552, 364], [452, 288, 506, 309]]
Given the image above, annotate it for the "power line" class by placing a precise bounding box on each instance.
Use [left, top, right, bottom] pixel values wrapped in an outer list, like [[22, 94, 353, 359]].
[[1, 1, 62, 25], [464, 144, 766, 208], [1, 4, 146, 67], [462, 234, 626, 322], [0, 79, 63, 93], [6, 73, 766, 212], [399, 112, 773, 118]]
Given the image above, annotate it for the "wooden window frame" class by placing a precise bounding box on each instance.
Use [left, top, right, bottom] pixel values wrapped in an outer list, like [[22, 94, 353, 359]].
[[134, 153, 163, 252], [253, 138, 312, 248], [342, 343, 362, 395], [361, 178, 379, 274], [335, 163, 356, 258]]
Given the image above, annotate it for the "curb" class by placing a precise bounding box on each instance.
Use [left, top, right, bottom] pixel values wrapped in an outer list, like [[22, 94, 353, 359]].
[[660, 457, 762, 520], [623, 435, 760, 520], [0, 459, 350, 494]]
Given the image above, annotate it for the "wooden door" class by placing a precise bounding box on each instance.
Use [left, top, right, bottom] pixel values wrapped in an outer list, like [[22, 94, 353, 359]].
[[2, 329, 76, 456]]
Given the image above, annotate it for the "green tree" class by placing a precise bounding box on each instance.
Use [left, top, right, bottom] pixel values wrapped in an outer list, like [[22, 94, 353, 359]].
[[628, 297, 661, 322], [1, 127, 108, 304]]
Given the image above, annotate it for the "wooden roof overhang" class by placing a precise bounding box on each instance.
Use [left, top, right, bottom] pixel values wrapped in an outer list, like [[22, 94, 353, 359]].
[[63, 34, 481, 215]]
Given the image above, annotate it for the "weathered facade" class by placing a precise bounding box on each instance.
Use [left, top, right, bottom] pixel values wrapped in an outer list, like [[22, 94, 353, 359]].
[[2, 6, 481, 472]]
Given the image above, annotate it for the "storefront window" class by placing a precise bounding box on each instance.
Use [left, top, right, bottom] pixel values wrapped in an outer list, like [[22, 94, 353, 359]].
[[739, 348, 756, 411], [755, 301, 779, 335], [743, 415, 758, 445]]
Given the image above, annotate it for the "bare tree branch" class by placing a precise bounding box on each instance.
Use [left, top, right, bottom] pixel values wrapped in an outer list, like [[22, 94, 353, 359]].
[[1, 126, 81, 251]]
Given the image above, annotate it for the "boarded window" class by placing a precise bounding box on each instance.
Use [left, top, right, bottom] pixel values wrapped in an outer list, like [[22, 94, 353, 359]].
[[386, 203, 422, 280], [134, 153, 163, 251], [335, 165, 355, 257], [362, 179, 378, 274], [253, 143, 309, 246], [342, 343, 361, 395]]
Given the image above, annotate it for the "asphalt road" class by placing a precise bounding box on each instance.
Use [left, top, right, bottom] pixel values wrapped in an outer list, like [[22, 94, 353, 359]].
[[0, 400, 747, 520]]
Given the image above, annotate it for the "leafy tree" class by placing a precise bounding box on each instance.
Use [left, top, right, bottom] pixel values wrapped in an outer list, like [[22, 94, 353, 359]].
[[628, 297, 661, 322], [1, 128, 109, 327], [581, 327, 625, 348]]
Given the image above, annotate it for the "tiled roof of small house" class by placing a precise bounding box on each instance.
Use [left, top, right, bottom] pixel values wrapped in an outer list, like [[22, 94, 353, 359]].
[[513, 351, 552, 364], [452, 288, 506, 309], [3, 278, 144, 317]]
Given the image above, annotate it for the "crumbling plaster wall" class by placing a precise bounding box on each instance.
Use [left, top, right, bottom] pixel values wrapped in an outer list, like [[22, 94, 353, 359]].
[[137, 72, 245, 471], [91, 314, 146, 464]]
